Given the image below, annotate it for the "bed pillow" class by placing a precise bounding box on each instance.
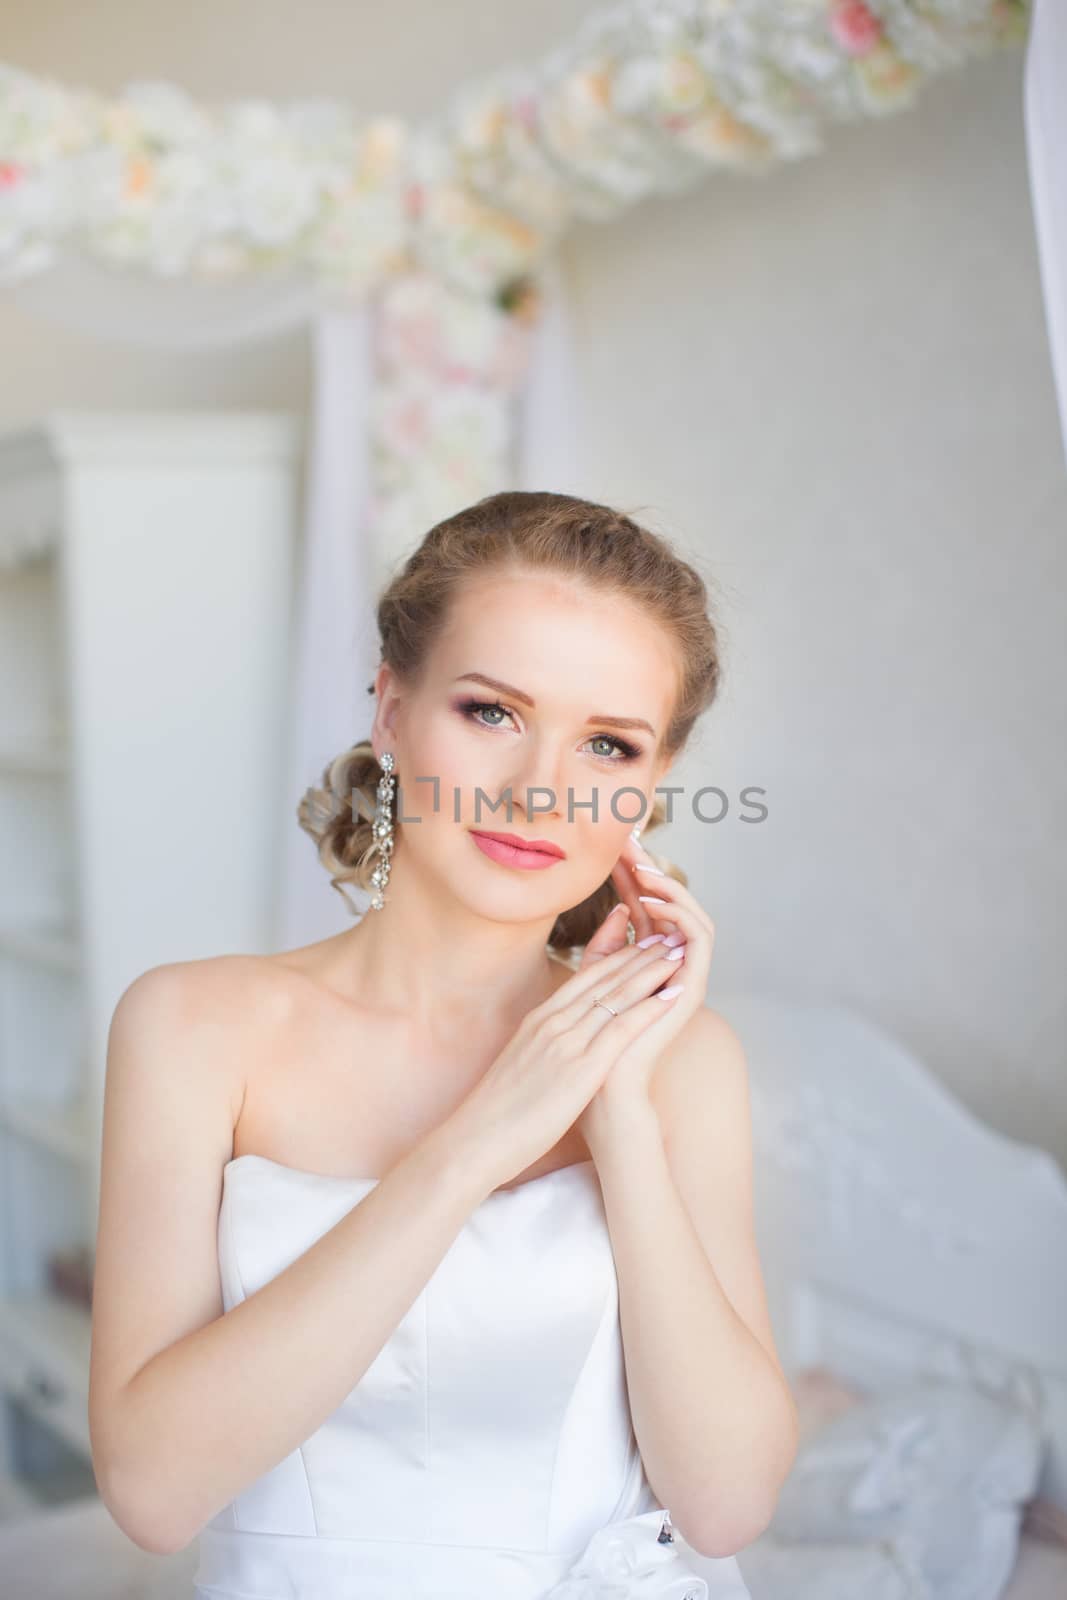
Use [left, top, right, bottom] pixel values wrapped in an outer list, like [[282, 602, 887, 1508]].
[[769, 1377, 1046, 1600]]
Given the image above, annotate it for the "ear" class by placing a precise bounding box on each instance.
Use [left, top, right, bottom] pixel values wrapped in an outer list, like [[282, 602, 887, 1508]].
[[371, 662, 405, 749]]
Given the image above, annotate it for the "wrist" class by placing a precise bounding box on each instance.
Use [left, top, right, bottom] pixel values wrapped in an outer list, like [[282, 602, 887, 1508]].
[[412, 1113, 499, 1208], [583, 1094, 662, 1166]]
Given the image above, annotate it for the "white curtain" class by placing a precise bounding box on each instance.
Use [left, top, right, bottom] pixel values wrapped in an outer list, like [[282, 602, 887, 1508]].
[[275, 300, 379, 950], [1025, 0, 1067, 471], [516, 254, 581, 498]]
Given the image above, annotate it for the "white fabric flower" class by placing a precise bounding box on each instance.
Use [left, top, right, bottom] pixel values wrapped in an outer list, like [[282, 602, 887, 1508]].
[[543, 1509, 709, 1599]]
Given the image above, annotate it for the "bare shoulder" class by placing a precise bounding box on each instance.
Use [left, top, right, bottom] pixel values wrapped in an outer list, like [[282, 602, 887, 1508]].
[[113, 950, 295, 1029], [91, 951, 306, 1534], [108, 953, 300, 1129]]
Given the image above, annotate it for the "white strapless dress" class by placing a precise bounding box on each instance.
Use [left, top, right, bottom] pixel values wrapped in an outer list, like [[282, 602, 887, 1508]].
[[193, 1152, 753, 1600]]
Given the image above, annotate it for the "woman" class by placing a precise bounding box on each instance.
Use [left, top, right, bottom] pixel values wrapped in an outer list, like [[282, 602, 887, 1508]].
[[89, 491, 797, 1598]]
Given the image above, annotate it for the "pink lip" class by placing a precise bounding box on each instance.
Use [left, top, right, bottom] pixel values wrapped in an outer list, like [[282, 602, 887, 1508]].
[[469, 830, 566, 870]]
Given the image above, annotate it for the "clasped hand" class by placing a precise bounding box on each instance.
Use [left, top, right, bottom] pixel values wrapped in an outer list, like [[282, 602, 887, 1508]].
[[574, 831, 715, 1139]]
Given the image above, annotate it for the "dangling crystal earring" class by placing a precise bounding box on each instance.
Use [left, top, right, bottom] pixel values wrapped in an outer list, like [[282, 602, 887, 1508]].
[[369, 750, 396, 911]]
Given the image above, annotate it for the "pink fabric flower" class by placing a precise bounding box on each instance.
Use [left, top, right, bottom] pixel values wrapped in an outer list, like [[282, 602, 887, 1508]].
[[830, 0, 883, 57]]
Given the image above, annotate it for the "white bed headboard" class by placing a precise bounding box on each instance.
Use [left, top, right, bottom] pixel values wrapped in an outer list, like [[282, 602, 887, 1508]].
[[714, 989, 1067, 1512]]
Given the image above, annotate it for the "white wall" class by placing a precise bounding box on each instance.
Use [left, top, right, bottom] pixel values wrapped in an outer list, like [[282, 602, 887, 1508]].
[[1, 6, 1063, 1164], [562, 50, 1067, 1164]]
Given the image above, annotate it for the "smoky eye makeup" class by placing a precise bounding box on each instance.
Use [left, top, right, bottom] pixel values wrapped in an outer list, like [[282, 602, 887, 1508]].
[[452, 697, 644, 763]]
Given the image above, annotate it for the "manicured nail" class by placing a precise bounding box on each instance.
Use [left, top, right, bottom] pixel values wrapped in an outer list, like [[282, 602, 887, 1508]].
[[607, 901, 628, 919], [636, 933, 666, 948], [633, 862, 665, 876], [656, 984, 684, 1000], [637, 895, 667, 905], [663, 933, 686, 947], [665, 945, 686, 961]]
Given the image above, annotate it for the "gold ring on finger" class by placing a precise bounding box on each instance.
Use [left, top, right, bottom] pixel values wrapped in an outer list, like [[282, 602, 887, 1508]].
[[593, 996, 618, 1017]]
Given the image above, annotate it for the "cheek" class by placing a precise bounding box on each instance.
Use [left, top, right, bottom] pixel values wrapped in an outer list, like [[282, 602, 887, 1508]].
[[404, 720, 499, 823]]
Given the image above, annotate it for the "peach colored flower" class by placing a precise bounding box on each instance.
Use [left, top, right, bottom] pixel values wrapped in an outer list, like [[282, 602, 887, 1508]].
[[857, 42, 919, 106], [124, 156, 154, 197]]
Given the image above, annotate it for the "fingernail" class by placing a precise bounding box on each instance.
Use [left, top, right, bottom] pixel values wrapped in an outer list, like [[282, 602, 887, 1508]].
[[656, 984, 684, 1000], [607, 901, 628, 919], [632, 862, 665, 876], [663, 933, 685, 947], [637, 895, 667, 905], [636, 933, 666, 948], [665, 945, 686, 961]]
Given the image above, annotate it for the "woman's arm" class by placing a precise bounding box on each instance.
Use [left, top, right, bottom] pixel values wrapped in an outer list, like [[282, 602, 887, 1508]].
[[89, 961, 493, 1557], [590, 1053, 797, 1558]]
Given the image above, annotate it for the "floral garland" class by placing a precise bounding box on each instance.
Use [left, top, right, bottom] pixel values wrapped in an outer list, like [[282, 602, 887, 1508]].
[[369, 271, 540, 556], [0, 0, 1028, 298], [0, 0, 1030, 560]]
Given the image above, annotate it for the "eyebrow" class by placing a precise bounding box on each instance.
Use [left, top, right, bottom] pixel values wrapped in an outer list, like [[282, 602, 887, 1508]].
[[454, 672, 656, 737]]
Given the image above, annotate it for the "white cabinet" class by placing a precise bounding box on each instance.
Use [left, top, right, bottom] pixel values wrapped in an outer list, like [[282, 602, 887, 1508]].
[[0, 411, 302, 1509]]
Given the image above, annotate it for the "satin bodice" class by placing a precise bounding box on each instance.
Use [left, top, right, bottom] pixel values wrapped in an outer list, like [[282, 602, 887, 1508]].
[[192, 1152, 752, 1599]]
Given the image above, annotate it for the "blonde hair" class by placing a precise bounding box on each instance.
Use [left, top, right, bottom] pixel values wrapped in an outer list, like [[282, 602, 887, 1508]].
[[297, 490, 724, 951]]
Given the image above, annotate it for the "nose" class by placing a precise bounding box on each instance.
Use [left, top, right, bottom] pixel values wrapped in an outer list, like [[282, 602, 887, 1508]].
[[504, 735, 567, 825]]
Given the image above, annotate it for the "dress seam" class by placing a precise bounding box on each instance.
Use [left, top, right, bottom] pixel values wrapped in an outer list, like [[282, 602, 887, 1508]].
[[543, 1253, 617, 1547], [425, 1269, 432, 1535], [222, 1187, 249, 1533]]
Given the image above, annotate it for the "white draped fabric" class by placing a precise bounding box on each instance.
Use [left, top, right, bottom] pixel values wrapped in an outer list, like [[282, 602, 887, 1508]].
[[276, 299, 378, 951], [1025, 0, 1067, 471], [516, 254, 582, 499]]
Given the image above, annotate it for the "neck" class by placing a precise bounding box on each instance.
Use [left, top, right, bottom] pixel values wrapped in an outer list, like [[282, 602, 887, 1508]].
[[325, 855, 574, 1053]]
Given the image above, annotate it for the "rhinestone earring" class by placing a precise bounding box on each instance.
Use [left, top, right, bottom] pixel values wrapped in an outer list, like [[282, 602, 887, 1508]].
[[369, 750, 396, 911]]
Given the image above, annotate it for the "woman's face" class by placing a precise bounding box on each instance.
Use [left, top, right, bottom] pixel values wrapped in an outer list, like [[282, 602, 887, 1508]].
[[374, 569, 679, 925]]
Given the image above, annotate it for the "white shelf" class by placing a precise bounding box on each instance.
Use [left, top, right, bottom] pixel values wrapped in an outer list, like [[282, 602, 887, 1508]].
[[0, 924, 80, 974], [0, 1096, 92, 1165], [0, 739, 70, 778], [0, 408, 302, 1510], [0, 1467, 42, 1522], [0, 1294, 92, 1457], [0, 1295, 92, 1387]]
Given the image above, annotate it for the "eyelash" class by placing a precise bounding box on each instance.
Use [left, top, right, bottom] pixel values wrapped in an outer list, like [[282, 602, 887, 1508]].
[[456, 698, 642, 763]]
